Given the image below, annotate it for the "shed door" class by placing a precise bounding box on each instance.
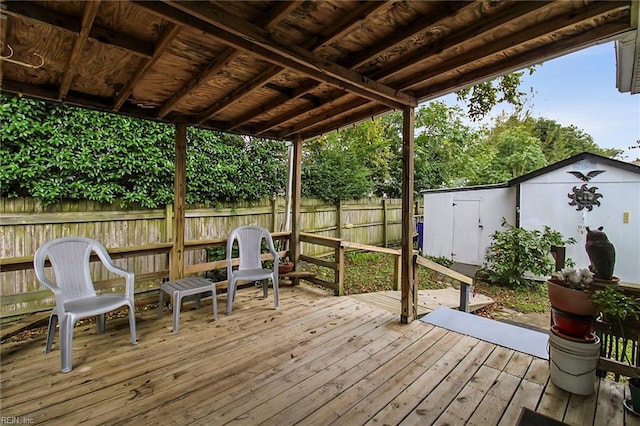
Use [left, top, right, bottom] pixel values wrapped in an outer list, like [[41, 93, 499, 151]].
[[452, 200, 481, 264]]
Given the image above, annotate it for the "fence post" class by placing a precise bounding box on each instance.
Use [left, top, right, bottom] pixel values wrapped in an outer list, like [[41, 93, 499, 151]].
[[165, 204, 173, 242], [383, 198, 389, 248], [271, 197, 278, 232], [393, 253, 401, 291], [335, 243, 344, 296], [336, 199, 343, 240]]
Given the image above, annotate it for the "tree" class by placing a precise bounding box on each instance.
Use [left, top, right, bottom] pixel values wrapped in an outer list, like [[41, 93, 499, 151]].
[[455, 69, 535, 121], [301, 133, 374, 202]]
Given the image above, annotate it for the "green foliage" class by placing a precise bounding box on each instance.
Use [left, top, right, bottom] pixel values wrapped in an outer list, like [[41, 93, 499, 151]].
[[483, 219, 573, 288], [456, 69, 534, 121], [302, 134, 374, 202], [0, 94, 286, 207], [591, 286, 640, 341], [427, 256, 454, 268]]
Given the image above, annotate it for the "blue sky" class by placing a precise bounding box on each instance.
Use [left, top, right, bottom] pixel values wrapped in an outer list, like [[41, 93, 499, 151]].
[[438, 41, 640, 160]]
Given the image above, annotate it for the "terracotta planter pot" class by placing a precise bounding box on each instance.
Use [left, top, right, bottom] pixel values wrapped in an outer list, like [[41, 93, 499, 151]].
[[551, 307, 594, 339], [547, 279, 596, 317], [278, 262, 294, 274]]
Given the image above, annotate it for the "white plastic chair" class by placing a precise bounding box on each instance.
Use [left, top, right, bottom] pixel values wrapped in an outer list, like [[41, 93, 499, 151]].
[[226, 225, 279, 314], [34, 237, 137, 373]]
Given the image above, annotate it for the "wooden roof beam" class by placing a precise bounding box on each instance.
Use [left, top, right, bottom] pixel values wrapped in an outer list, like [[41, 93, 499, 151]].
[[256, 0, 592, 135], [394, 1, 631, 91], [58, 1, 100, 100], [414, 17, 633, 102], [195, 64, 283, 124], [113, 23, 181, 110], [2, 1, 154, 58], [370, 1, 557, 82], [157, 1, 301, 119], [154, 1, 417, 109], [343, 1, 478, 70], [250, 1, 482, 134], [278, 98, 373, 138], [226, 1, 389, 130]]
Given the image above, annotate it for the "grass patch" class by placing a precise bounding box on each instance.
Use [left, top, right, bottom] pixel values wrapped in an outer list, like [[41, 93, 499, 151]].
[[301, 251, 551, 316], [473, 280, 550, 314]]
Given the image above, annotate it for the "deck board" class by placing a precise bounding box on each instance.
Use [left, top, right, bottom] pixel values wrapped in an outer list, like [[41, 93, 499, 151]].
[[0, 284, 634, 425], [348, 288, 493, 317]]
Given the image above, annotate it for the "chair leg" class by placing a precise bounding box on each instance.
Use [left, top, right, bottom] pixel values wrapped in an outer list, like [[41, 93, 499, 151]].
[[44, 313, 58, 353], [212, 282, 218, 321], [128, 303, 137, 344], [262, 279, 268, 299], [158, 288, 165, 319], [96, 313, 106, 334], [226, 279, 236, 315], [272, 277, 279, 310], [172, 291, 182, 332], [60, 315, 74, 373]]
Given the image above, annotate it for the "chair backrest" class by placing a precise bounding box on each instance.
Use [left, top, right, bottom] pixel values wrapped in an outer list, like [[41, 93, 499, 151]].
[[227, 226, 276, 271], [34, 237, 106, 302]]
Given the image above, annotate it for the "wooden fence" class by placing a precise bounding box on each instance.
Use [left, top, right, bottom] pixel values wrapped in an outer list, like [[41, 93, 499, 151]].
[[0, 197, 420, 317]]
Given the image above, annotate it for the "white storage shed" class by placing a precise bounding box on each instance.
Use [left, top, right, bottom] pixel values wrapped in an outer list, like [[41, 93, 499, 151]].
[[421, 152, 640, 283]]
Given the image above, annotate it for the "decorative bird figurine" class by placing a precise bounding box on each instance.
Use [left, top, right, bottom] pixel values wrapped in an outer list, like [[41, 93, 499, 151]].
[[585, 226, 616, 280], [567, 170, 605, 182]]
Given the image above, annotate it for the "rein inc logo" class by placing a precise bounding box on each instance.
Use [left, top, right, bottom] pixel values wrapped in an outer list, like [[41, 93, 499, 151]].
[[0, 418, 34, 424]]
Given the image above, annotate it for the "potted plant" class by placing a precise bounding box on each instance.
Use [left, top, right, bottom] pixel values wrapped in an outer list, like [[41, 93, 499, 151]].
[[590, 285, 640, 414], [548, 267, 596, 317]]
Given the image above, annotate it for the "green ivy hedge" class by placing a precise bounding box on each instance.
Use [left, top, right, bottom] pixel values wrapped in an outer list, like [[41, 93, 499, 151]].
[[0, 94, 288, 207]]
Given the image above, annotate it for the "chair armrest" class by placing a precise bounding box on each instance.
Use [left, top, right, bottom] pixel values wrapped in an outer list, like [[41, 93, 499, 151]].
[[94, 246, 136, 298]]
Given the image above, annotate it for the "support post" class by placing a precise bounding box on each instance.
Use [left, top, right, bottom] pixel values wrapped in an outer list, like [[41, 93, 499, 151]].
[[337, 199, 343, 239], [383, 198, 389, 248], [335, 244, 345, 296], [170, 123, 187, 281], [290, 135, 303, 284], [401, 107, 416, 324]]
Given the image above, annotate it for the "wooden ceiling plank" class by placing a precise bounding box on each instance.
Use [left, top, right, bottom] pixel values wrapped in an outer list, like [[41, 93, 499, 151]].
[[414, 18, 632, 102], [157, 47, 240, 118], [157, 0, 300, 119], [227, 79, 321, 131], [278, 98, 372, 139], [227, 2, 392, 130], [3, 1, 153, 58], [245, 2, 476, 134], [370, 1, 556, 82], [113, 23, 181, 110], [58, 1, 101, 100], [267, 0, 612, 134], [394, 1, 630, 90], [344, 1, 478, 70], [196, 64, 283, 123], [301, 104, 390, 141], [253, 98, 324, 135], [160, 1, 416, 108]]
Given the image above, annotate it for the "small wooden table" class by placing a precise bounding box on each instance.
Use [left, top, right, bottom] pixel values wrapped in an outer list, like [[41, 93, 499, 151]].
[[158, 277, 217, 332]]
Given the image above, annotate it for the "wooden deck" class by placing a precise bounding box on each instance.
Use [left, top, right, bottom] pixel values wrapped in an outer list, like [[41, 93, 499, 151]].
[[1, 284, 638, 425], [348, 288, 494, 316]]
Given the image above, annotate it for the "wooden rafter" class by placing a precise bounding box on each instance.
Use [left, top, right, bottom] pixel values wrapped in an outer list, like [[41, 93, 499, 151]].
[[58, 1, 100, 100], [251, 1, 479, 135], [196, 64, 283, 124], [226, 79, 320, 131], [278, 97, 372, 139], [414, 17, 632, 101], [226, 1, 389, 131], [384, 1, 627, 87], [158, 1, 299, 120], [147, 1, 417, 109], [264, 1, 551, 135], [2, 1, 154, 58], [113, 23, 181, 110]]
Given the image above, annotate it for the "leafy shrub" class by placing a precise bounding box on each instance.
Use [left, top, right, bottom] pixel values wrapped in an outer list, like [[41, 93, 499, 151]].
[[1, 94, 287, 207], [482, 219, 575, 288]]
